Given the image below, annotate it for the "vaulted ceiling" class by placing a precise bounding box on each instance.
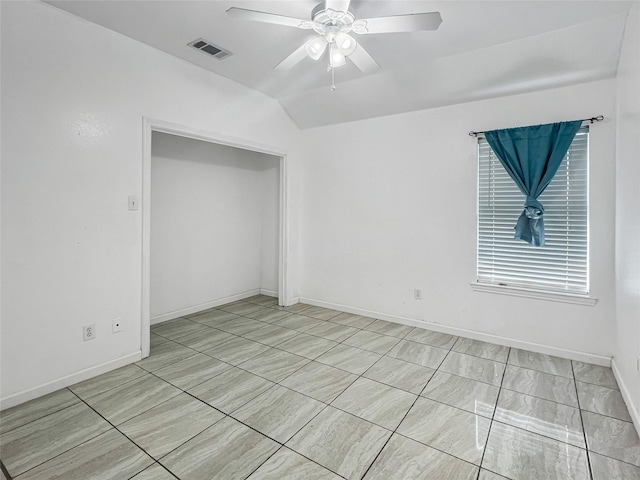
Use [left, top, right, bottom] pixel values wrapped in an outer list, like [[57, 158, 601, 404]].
[[47, 1, 632, 128]]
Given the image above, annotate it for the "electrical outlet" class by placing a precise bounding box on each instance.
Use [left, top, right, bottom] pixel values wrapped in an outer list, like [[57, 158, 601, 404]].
[[414, 288, 423, 300], [112, 317, 123, 333], [83, 324, 96, 341]]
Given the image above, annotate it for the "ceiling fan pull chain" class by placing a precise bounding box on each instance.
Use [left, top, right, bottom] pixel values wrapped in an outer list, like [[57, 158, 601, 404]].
[[331, 67, 336, 91]]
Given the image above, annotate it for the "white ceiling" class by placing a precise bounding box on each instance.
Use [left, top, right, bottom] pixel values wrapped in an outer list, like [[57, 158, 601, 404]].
[[47, 0, 632, 128]]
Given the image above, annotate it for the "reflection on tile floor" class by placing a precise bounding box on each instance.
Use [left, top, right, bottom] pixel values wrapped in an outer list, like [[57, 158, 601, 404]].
[[1, 296, 639, 479]]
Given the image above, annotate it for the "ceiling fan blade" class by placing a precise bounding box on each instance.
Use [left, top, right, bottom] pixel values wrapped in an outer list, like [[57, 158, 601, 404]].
[[355, 12, 442, 34], [227, 7, 311, 29], [348, 43, 379, 74], [325, 0, 351, 13], [274, 44, 309, 71]]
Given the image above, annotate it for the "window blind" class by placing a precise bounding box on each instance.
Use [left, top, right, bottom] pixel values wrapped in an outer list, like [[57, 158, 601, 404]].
[[477, 128, 589, 294]]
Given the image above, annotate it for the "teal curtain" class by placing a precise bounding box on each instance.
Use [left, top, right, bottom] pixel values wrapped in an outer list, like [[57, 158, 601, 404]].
[[485, 121, 582, 247]]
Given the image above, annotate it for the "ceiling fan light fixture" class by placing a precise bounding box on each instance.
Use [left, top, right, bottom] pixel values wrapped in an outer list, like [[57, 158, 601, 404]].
[[334, 32, 357, 56], [305, 36, 327, 60], [329, 46, 346, 68]]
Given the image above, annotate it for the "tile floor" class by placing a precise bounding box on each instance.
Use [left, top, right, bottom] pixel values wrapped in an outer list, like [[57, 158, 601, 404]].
[[1, 296, 640, 479]]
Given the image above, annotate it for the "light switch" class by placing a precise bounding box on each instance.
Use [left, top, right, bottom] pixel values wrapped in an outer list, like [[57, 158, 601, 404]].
[[128, 195, 140, 211]]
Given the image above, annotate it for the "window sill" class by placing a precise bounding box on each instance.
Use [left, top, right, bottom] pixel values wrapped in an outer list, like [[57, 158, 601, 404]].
[[470, 283, 598, 307]]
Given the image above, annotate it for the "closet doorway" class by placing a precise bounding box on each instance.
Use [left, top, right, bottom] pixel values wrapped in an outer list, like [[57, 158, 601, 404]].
[[140, 119, 289, 358]]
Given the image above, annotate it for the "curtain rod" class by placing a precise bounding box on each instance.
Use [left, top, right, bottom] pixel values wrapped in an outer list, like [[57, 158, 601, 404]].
[[468, 115, 604, 137]]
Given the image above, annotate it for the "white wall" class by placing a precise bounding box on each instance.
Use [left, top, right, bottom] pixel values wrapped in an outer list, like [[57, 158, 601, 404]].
[[614, 2, 640, 426], [0, 1, 296, 406], [150, 133, 279, 322], [290, 79, 617, 362]]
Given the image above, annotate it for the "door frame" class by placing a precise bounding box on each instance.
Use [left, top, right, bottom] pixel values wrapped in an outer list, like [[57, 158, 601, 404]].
[[141, 117, 290, 358]]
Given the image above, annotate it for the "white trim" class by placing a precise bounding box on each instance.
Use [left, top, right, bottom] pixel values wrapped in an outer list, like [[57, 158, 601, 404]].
[[151, 289, 261, 325], [260, 289, 279, 298], [299, 297, 611, 367], [141, 117, 290, 358], [470, 283, 598, 307], [0, 352, 142, 410], [611, 358, 640, 435]]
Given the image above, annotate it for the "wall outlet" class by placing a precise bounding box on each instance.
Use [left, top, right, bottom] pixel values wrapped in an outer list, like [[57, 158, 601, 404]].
[[112, 317, 123, 333], [83, 324, 96, 341], [414, 288, 423, 300]]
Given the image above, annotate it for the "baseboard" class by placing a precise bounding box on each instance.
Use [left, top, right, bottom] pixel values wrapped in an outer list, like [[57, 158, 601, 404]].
[[151, 289, 261, 325], [611, 359, 640, 434], [259, 289, 278, 297], [299, 297, 612, 367], [0, 351, 142, 411]]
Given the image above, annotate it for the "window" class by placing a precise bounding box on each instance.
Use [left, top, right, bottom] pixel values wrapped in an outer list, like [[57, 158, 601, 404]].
[[477, 128, 588, 295]]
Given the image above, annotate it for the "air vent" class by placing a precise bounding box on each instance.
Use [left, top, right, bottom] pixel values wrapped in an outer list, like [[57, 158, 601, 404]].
[[188, 38, 232, 60]]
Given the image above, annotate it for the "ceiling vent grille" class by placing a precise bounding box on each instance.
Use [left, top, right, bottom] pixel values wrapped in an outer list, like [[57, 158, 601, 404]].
[[188, 38, 232, 60]]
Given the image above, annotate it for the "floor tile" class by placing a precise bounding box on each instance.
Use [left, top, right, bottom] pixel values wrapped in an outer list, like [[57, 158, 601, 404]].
[[364, 319, 414, 338], [343, 330, 400, 354], [363, 433, 478, 480], [439, 351, 505, 386], [332, 377, 416, 430], [174, 327, 235, 352], [590, 451, 640, 480], [0, 403, 111, 477], [118, 393, 224, 459], [421, 371, 499, 418], [190, 310, 242, 327], [218, 302, 265, 315], [15, 429, 153, 480], [280, 361, 358, 403], [270, 303, 312, 314], [482, 421, 590, 480], [404, 328, 458, 349], [150, 333, 170, 347], [301, 305, 342, 320], [216, 317, 268, 336], [83, 374, 181, 425], [272, 314, 326, 332], [247, 447, 342, 480], [153, 353, 231, 390], [233, 385, 325, 443], [386, 340, 449, 368], [135, 341, 197, 372], [202, 336, 270, 365], [188, 366, 275, 414], [508, 349, 573, 378], [363, 356, 435, 394], [452, 338, 510, 363], [131, 463, 177, 480], [582, 411, 640, 466], [239, 348, 310, 382], [160, 417, 279, 480], [243, 324, 300, 347], [577, 381, 632, 421], [478, 469, 511, 480], [0, 388, 79, 435], [502, 365, 578, 407], [306, 322, 358, 342], [398, 397, 490, 465], [244, 308, 293, 323], [287, 407, 391, 480], [329, 312, 376, 329], [316, 344, 382, 375], [572, 361, 619, 389], [276, 333, 338, 359], [69, 364, 148, 400], [151, 319, 209, 340], [245, 295, 279, 307], [494, 389, 585, 447]]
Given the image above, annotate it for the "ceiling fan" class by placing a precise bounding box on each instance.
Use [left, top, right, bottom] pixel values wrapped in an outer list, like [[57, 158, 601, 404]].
[[227, 0, 442, 89]]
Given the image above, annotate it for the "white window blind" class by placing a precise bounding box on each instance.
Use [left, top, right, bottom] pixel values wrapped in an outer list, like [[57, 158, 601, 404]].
[[477, 128, 589, 295]]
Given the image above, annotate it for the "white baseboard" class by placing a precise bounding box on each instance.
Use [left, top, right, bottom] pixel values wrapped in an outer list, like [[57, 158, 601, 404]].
[[151, 289, 261, 325], [299, 297, 612, 367], [259, 289, 278, 297], [0, 351, 142, 411], [611, 359, 640, 434]]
